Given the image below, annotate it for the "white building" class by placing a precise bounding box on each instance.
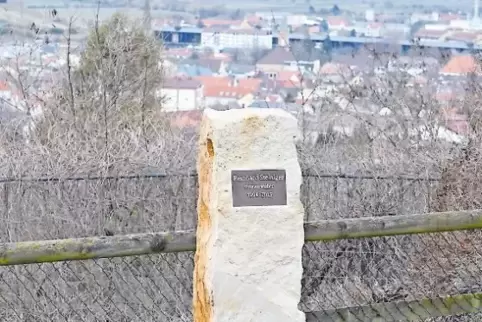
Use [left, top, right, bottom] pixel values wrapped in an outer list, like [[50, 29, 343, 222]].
[[410, 12, 440, 24], [286, 15, 308, 26], [450, 19, 472, 29], [255, 12, 290, 21], [425, 24, 450, 31], [365, 9, 375, 22], [158, 78, 204, 112], [201, 28, 273, 50]]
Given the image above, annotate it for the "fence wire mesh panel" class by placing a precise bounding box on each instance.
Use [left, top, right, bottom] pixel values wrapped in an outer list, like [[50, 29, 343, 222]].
[[1, 172, 461, 322], [0, 175, 199, 242], [301, 231, 482, 321], [301, 174, 437, 221], [0, 172, 437, 243], [0, 253, 194, 322]]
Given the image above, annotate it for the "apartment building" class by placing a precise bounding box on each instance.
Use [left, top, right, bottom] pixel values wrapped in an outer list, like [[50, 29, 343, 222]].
[[201, 28, 273, 50]]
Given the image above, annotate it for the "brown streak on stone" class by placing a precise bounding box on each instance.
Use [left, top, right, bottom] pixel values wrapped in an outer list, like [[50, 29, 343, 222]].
[[243, 116, 264, 134], [193, 135, 214, 322], [242, 115, 264, 155], [206, 138, 214, 157]]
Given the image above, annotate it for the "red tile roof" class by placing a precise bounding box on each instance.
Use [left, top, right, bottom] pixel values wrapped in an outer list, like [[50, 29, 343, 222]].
[[239, 78, 263, 89], [246, 14, 262, 25], [277, 71, 301, 81], [274, 71, 301, 88], [439, 13, 463, 22], [204, 86, 254, 98], [326, 16, 351, 27], [440, 55, 481, 75], [277, 80, 298, 88], [202, 19, 243, 27], [194, 76, 262, 93], [194, 76, 229, 86], [446, 31, 480, 42], [414, 28, 446, 39]]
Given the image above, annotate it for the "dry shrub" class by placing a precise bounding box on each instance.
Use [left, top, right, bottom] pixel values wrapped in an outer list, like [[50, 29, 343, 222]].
[[0, 13, 197, 321], [0, 12, 198, 238], [299, 49, 480, 319]]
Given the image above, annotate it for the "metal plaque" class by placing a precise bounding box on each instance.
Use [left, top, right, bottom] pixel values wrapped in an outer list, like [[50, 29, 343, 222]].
[[231, 169, 287, 207]]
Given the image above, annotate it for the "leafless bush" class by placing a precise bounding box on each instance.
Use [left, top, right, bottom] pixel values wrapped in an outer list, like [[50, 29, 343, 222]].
[[296, 46, 481, 320], [411, 66, 482, 322], [0, 12, 198, 321], [0, 11, 199, 236]]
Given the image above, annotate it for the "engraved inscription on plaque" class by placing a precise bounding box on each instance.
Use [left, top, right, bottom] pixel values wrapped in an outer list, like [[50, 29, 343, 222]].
[[231, 169, 287, 207]]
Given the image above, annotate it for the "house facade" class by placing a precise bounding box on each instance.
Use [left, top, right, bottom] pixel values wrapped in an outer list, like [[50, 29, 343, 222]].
[[201, 28, 273, 50], [159, 78, 204, 112]]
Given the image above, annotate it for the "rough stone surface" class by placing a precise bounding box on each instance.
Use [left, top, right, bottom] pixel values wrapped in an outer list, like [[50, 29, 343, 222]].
[[193, 108, 305, 322]]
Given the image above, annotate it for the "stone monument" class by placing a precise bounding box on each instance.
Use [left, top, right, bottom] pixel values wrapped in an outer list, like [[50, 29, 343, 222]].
[[193, 108, 305, 322]]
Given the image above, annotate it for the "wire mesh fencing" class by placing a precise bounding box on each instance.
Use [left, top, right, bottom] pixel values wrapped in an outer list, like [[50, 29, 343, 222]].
[[4, 172, 475, 322], [3, 229, 482, 321], [0, 172, 438, 243], [0, 174, 199, 243], [301, 172, 438, 221], [301, 230, 482, 321], [0, 253, 194, 322]]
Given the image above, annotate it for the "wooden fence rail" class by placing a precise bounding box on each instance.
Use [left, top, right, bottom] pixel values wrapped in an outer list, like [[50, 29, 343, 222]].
[[2, 209, 482, 266]]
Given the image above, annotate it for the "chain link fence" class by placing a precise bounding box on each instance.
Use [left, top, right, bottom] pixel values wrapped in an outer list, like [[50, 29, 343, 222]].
[[2, 173, 481, 321], [301, 231, 482, 321], [301, 172, 437, 221], [2, 232, 482, 321], [0, 174, 199, 242], [0, 253, 194, 322], [0, 172, 437, 242]]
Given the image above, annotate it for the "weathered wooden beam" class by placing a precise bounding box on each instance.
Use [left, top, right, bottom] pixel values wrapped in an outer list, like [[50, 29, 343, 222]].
[[305, 209, 482, 242], [0, 230, 196, 265], [2, 210, 482, 265], [305, 292, 482, 322]]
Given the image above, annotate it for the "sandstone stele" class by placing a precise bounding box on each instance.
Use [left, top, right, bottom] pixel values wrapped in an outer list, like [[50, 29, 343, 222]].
[[193, 108, 305, 322]]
